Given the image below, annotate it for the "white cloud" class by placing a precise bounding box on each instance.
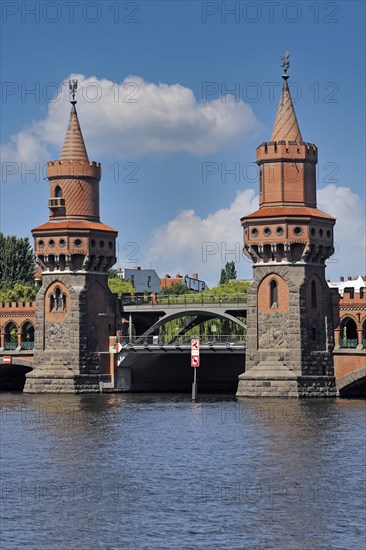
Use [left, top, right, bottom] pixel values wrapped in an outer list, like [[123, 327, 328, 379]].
[[1, 74, 260, 173], [144, 184, 366, 286], [144, 189, 259, 286], [318, 184, 366, 278]]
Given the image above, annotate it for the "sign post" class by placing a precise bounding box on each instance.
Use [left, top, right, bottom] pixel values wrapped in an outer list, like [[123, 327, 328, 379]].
[[191, 338, 200, 400]]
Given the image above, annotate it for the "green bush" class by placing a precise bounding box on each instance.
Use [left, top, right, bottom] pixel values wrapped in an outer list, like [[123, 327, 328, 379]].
[[0, 283, 37, 302], [108, 277, 135, 298]]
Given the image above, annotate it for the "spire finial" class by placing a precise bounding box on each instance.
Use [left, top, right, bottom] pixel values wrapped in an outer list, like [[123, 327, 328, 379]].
[[69, 79, 78, 105], [280, 51, 290, 84], [61, 79, 89, 161], [271, 52, 302, 142]]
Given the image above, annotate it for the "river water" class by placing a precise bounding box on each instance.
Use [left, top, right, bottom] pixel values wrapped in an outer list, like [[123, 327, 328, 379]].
[[1, 393, 365, 550]]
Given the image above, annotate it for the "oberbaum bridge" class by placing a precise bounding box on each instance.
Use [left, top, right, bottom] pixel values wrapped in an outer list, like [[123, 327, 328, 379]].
[[1, 60, 365, 397]]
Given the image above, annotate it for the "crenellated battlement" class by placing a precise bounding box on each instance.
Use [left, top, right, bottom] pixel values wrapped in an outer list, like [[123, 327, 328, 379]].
[[47, 160, 101, 179], [0, 301, 35, 311], [256, 141, 317, 163]]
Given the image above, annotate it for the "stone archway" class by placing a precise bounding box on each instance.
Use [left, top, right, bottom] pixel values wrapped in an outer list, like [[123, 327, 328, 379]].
[[337, 368, 366, 397]]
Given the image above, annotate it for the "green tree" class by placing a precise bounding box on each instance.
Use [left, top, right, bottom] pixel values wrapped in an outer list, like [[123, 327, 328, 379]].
[[225, 261, 237, 281], [219, 261, 237, 285], [219, 268, 227, 285], [108, 277, 135, 298], [0, 283, 37, 302], [0, 233, 35, 286]]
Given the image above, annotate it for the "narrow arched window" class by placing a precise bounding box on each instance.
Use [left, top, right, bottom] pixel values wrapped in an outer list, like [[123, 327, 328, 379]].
[[259, 169, 263, 193], [311, 280, 317, 308], [50, 294, 55, 312], [55, 186, 62, 198], [55, 287, 63, 310], [270, 279, 278, 309]]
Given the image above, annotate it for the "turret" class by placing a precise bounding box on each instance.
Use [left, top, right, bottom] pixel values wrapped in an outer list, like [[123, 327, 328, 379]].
[[32, 80, 117, 273], [237, 53, 337, 399], [241, 58, 335, 265]]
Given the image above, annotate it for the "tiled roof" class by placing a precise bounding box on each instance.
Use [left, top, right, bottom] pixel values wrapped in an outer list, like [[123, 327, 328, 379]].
[[271, 80, 302, 142], [60, 105, 89, 161], [242, 207, 335, 221], [32, 220, 117, 233]]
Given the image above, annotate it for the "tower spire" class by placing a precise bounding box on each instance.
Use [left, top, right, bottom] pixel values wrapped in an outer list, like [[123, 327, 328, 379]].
[[60, 80, 89, 161], [271, 52, 302, 143]]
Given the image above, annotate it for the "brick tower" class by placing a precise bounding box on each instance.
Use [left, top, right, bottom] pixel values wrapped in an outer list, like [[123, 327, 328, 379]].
[[24, 81, 118, 393], [237, 56, 337, 397]]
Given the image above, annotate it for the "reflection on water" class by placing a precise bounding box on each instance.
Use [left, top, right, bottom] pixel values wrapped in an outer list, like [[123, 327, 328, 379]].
[[1, 393, 365, 550]]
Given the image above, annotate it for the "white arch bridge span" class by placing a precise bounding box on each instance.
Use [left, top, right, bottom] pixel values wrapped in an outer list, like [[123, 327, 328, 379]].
[[120, 294, 247, 343]]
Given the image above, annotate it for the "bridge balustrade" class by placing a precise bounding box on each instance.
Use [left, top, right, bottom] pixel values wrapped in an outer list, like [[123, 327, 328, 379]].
[[340, 339, 358, 349], [121, 293, 247, 307], [4, 342, 17, 351], [20, 342, 35, 350]]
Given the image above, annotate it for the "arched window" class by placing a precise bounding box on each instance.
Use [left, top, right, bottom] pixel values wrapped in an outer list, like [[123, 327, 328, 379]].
[[311, 280, 317, 308], [21, 322, 34, 350], [340, 317, 358, 348], [55, 186, 62, 198], [4, 322, 18, 350], [270, 279, 278, 309], [55, 287, 62, 310], [259, 169, 263, 193], [50, 287, 66, 312], [22, 322, 34, 342]]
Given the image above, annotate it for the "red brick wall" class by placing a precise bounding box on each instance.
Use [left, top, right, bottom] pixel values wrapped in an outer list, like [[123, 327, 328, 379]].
[[334, 353, 366, 379], [258, 273, 289, 312]]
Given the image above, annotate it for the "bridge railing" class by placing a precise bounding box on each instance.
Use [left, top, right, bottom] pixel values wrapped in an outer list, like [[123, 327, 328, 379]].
[[4, 342, 17, 350], [340, 339, 358, 349], [121, 293, 247, 307], [117, 334, 246, 347], [2, 341, 35, 351], [20, 342, 35, 350]]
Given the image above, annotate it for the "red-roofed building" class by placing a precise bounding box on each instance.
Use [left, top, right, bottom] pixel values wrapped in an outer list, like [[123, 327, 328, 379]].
[[160, 272, 208, 292]]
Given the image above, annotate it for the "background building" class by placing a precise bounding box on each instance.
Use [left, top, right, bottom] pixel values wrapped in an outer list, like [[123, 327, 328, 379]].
[[117, 267, 160, 293], [160, 272, 208, 292]]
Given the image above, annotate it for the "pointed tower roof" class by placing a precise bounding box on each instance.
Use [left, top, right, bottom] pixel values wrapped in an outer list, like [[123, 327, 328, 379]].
[[271, 65, 302, 143], [60, 103, 89, 162]]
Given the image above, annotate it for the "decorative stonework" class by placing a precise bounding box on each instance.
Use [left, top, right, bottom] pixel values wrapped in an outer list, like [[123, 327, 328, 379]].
[[45, 319, 70, 349], [258, 312, 289, 348]]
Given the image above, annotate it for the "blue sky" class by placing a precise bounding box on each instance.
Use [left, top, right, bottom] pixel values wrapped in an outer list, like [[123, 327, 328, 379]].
[[1, 0, 365, 285]]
